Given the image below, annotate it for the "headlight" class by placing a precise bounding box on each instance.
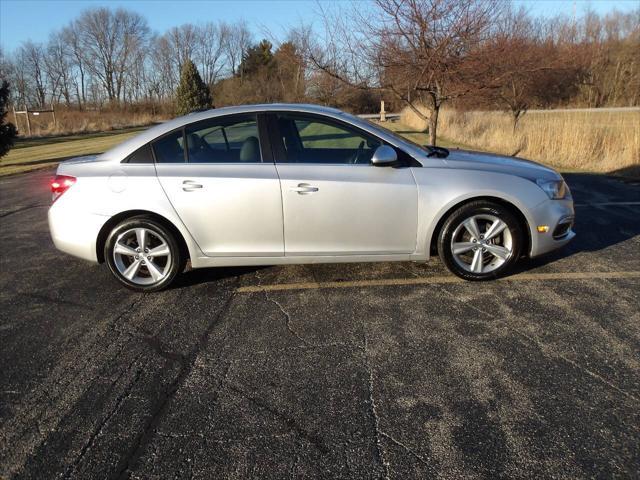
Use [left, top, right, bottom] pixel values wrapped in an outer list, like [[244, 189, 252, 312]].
[[536, 179, 568, 199]]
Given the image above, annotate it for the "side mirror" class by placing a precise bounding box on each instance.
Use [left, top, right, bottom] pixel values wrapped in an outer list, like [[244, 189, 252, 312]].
[[371, 145, 398, 166]]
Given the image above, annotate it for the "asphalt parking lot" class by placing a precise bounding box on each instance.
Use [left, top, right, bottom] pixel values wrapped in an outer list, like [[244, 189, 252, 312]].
[[1, 168, 639, 479]]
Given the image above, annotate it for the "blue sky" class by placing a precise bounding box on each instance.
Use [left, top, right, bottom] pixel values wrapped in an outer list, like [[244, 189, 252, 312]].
[[1, 0, 638, 52]]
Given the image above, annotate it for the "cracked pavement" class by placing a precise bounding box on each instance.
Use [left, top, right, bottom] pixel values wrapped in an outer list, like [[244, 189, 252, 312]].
[[1, 169, 639, 479]]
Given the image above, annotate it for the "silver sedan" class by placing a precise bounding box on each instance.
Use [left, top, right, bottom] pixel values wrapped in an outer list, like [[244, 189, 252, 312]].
[[48, 104, 575, 291]]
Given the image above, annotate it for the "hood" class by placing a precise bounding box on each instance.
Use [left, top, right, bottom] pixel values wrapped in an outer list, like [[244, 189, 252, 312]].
[[443, 149, 561, 181]]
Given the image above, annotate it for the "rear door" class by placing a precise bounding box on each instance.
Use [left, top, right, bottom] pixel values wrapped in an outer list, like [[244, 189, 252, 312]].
[[154, 113, 284, 257], [268, 112, 418, 256]]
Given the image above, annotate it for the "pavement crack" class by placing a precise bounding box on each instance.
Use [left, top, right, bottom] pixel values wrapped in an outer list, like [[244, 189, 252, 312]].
[[255, 269, 314, 346], [223, 380, 329, 455], [512, 327, 640, 403], [379, 431, 431, 469], [264, 290, 313, 346], [112, 294, 148, 328], [441, 285, 640, 404], [362, 331, 391, 480]]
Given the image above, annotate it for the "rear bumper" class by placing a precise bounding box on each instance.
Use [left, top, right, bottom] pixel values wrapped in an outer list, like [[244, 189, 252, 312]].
[[529, 198, 576, 257], [48, 202, 107, 263]]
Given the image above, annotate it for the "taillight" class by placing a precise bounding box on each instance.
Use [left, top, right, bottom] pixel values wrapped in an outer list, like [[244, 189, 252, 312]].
[[50, 175, 76, 203]]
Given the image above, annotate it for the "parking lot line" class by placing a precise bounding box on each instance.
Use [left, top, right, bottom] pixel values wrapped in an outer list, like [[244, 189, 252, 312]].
[[574, 201, 640, 207], [237, 271, 640, 293]]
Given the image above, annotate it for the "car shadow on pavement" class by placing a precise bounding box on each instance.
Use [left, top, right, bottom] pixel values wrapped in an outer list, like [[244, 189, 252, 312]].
[[170, 265, 265, 289]]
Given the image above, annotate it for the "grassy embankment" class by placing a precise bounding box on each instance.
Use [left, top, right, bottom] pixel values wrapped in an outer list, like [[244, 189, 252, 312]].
[[0, 127, 146, 175]]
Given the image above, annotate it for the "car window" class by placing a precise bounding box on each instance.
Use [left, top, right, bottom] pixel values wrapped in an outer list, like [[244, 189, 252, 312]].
[[123, 144, 154, 164], [276, 113, 382, 164], [184, 115, 262, 163], [152, 130, 186, 163]]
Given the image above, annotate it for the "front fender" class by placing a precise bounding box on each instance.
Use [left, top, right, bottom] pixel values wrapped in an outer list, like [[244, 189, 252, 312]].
[[411, 167, 547, 258]]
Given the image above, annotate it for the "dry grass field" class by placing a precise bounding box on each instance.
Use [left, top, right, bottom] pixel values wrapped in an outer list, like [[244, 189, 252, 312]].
[[401, 106, 640, 175], [11, 109, 167, 138]]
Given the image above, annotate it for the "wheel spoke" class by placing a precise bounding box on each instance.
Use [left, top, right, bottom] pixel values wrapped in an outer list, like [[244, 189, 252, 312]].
[[484, 243, 510, 260], [145, 260, 164, 282], [123, 259, 142, 280], [470, 249, 484, 273], [149, 243, 170, 257], [453, 242, 476, 255], [135, 228, 147, 250], [463, 217, 481, 240], [484, 219, 507, 240], [114, 242, 138, 257]]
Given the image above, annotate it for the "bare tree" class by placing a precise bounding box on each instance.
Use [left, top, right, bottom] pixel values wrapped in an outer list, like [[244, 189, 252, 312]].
[[313, 0, 504, 144], [167, 24, 198, 72], [61, 21, 87, 108], [45, 31, 74, 106], [19, 41, 47, 107], [76, 7, 149, 102], [222, 20, 252, 78], [195, 22, 227, 86], [149, 34, 178, 99]]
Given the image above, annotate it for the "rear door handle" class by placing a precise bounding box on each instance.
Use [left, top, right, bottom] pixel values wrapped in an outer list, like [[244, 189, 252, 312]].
[[290, 183, 319, 195], [182, 180, 203, 192]]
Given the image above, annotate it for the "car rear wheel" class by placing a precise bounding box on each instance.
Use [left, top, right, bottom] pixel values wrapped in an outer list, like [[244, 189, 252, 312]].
[[438, 200, 523, 280], [105, 216, 182, 292]]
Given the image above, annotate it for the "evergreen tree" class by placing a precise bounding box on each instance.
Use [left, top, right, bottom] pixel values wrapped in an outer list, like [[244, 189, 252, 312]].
[[0, 80, 18, 158], [239, 40, 274, 78], [175, 60, 212, 116]]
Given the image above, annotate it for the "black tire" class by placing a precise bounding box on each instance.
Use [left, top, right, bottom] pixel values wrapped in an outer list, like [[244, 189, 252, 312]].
[[104, 215, 183, 292], [438, 200, 524, 281]]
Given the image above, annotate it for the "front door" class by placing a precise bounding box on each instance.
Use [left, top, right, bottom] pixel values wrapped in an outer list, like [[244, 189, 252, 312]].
[[154, 114, 284, 257], [269, 113, 418, 256]]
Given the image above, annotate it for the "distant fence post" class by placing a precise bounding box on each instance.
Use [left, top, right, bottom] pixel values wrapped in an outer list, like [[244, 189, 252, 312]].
[[25, 105, 32, 136], [13, 105, 57, 137], [51, 104, 57, 128], [380, 101, 386, 122]]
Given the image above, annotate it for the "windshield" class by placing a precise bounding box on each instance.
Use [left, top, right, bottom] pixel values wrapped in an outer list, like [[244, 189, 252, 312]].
[[357, 117, 450, 157], [366, 120, 432, 154]]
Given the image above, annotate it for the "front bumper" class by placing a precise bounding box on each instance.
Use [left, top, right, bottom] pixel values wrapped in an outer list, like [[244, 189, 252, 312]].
[[528, 197, 576, 257], [48, 201, 108, 263]]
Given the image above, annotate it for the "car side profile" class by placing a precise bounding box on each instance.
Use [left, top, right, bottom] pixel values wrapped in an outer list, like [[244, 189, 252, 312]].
[[48, 104, 575, 291]]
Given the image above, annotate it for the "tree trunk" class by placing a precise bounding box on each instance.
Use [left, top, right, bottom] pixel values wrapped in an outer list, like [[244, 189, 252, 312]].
[[429, 104, 440, 146]]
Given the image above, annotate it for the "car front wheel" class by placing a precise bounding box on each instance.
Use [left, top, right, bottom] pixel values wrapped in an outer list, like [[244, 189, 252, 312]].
[[105, 216, 182, 292], [438, 200, 524, 280]]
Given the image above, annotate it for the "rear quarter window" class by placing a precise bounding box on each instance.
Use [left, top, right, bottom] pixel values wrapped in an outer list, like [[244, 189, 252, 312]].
[[152, 130, 186, 163], [122, 144, 154, 164]]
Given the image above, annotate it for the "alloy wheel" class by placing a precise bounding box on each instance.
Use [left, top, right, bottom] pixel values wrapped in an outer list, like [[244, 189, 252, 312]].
[[450, 214, 513, 274], [112, 227, 172, 286]]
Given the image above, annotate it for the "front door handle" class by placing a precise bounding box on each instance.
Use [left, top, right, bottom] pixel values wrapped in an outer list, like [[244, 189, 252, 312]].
[[290, 183, 319, 195], [182, 180, 203, 192]]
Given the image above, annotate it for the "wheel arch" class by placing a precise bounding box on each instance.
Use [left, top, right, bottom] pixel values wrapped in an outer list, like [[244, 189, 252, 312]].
[[96, 210, 191, 264], [428, 196, 532, 257]]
